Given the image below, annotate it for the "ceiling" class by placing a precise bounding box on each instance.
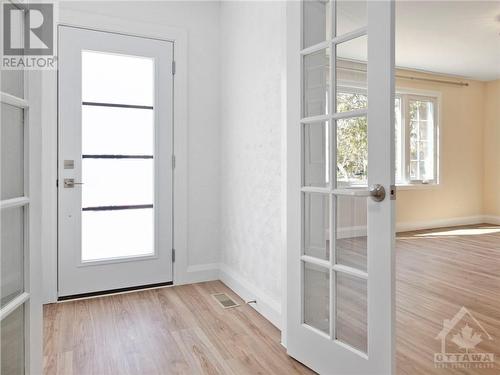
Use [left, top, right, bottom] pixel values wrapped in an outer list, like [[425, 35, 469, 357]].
[[395, 1, 500, 81]]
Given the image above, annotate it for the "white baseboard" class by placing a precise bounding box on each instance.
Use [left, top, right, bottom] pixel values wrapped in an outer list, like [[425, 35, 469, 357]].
[[396, 215, 485, 233], [337, 225, 367, 239], [178, 263, 219, 285], [218, 263, 282, 329], [337, 215, 488, 238], [482, 215, 500, 225]]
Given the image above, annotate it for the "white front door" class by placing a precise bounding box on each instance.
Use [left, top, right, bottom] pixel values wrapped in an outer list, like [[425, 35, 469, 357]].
[[58, 26, 174, 298], [286, 1, 395, 374]]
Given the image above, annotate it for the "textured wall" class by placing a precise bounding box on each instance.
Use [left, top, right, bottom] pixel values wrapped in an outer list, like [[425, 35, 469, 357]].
[[220, 1, 285, 304]]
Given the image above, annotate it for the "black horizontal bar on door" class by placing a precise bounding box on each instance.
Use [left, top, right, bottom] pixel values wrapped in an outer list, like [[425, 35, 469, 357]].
[[82, 155, 153, 159], [82, 204, 153, 212], [82, 101, 154, 110]]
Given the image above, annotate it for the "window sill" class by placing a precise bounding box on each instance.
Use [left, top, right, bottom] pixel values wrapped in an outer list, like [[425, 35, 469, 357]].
[[396, 183, 440, 191]]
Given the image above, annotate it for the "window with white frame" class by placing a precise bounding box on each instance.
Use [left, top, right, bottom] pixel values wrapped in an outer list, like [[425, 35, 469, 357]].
[[399, 95, 438, 184], [336, 89, 438, 186]]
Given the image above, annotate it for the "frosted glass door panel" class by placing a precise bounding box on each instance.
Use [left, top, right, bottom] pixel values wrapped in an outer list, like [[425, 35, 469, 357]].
[[82, 159, 153, 208], [82, 208, 154, 261], [82, 105, 154, 155], [82, 50, 154, 106]]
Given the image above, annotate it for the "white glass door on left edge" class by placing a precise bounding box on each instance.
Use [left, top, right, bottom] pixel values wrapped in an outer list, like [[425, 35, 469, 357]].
[[58, 26, 173, 297], [287, 1, 395, 374], [1, 2, 41, 374]]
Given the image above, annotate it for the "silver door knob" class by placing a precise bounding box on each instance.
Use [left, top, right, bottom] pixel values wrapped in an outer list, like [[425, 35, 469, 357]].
[[333, 184, 386, 202], [64, 178, 84, 188]]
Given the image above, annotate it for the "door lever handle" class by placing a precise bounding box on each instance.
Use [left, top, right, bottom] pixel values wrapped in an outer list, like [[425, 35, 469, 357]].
[[64, 178, 84, 188], [333, 184, 386, 202]]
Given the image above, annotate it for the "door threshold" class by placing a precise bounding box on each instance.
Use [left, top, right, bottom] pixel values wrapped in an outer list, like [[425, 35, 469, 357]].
[[57, 281, 173, 302]]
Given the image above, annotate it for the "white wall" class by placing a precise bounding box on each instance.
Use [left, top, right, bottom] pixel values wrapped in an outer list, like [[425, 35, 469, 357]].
[[219, 1, 286, 327]]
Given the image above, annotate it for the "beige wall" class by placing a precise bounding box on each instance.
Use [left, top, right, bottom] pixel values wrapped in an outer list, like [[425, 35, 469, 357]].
[[483, 80, 500, 217], [395, 70, 488, 226]]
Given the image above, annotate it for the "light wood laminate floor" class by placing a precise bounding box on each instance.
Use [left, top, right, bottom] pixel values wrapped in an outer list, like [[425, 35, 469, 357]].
[[44, 225, 500, 374]]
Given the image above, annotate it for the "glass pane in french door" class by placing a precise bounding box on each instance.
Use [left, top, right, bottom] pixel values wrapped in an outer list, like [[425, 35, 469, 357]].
[[302, 122, 329, 187], [1, 304, 25, 375], [336, 195, 367, 272], [81, 50, 155, 262], [332, 0, 369, 355], [303, 192, 329, 261], [0, 7, 24, 99], [303, 48, 330, 118], [1, 103, 24, 200], [336, 116, 367, 186], [336, 0, 366, 36], [303, 0, 332, 48], [304, 262, 330, 334], [336, 35, 367, 113], [1, 206, 24, 307], [335, 272, 367, 352]]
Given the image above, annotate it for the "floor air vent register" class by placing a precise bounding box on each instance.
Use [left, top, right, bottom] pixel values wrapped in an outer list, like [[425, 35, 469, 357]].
[[212, 293, 240, 309]]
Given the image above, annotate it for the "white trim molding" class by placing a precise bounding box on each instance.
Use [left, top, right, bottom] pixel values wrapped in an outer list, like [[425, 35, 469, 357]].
[[396, 215, 485, 233], [482, 215, 500, 225], [219, 263, 282, 329], [180, 263, 219, 285]]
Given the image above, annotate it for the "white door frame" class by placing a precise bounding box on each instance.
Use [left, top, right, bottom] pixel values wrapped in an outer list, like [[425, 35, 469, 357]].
[[41, 9, 190, 303], [284, 1, 395, 373]]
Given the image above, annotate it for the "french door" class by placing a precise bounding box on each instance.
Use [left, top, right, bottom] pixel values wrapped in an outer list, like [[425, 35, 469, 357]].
[[287, 1, 395, 374], [58, 26, 174, 297], [1, 1, 42, 373]]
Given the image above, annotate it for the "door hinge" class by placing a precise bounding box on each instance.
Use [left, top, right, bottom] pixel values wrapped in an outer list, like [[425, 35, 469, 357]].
[[56, 179, 59, 187], [172, 60, 176, 75], [172, 248, 176, 262], [171, 155, 176, 169]]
